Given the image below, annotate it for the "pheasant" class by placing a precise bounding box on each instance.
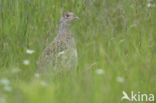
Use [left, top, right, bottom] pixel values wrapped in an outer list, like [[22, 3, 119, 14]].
[[37, 12, 79, 73]]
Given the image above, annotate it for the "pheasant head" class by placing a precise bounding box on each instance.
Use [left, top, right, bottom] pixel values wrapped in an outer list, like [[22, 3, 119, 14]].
[[59, 12, 79, 34], [60, 12, 79, 24]]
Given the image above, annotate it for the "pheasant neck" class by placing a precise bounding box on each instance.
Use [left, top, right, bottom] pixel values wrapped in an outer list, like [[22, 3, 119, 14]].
[[58, 22, 70, 35]]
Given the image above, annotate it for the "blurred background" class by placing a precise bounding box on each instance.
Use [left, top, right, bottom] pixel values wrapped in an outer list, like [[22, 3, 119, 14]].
[[0, 0, 156, 103]]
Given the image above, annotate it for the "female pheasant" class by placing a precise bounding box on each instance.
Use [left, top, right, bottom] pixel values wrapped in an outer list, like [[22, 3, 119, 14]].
[[37, 12, 79, 73]]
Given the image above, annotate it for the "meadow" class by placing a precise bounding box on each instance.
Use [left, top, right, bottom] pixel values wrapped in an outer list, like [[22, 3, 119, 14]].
[[0, 0, 156, 103]]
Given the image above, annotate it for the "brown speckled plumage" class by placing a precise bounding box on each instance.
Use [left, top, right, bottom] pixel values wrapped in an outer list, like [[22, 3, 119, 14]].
[[37, 12, 78, 73]]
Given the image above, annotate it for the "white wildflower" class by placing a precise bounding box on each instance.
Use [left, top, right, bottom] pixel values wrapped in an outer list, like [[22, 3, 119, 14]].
[[26, 49, 35, 54], [58, 51, 64, 56], [4, 85, 12, 92], [117, 76, 125, 83], [0, 78, 10, 85], [23, 60, 30, 65], [34, 73, 40, 78], [147, 3, 152, 7], [147, 3, 156, 8], [96, 69, 104, 75]]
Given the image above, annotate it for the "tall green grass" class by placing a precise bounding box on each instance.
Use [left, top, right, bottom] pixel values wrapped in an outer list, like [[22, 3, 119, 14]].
[[0, 0, 156, 103]]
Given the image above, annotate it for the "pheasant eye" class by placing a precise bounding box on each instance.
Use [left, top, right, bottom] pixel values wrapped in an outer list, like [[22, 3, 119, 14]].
[[66, 14, 70, 18]]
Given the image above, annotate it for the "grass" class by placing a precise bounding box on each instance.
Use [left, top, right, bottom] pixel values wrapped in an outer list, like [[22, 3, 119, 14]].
[[0, 0, 156, 103]]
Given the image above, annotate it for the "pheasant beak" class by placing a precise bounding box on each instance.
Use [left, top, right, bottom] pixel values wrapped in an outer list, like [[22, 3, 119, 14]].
[[74, 15, 79, 19]]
